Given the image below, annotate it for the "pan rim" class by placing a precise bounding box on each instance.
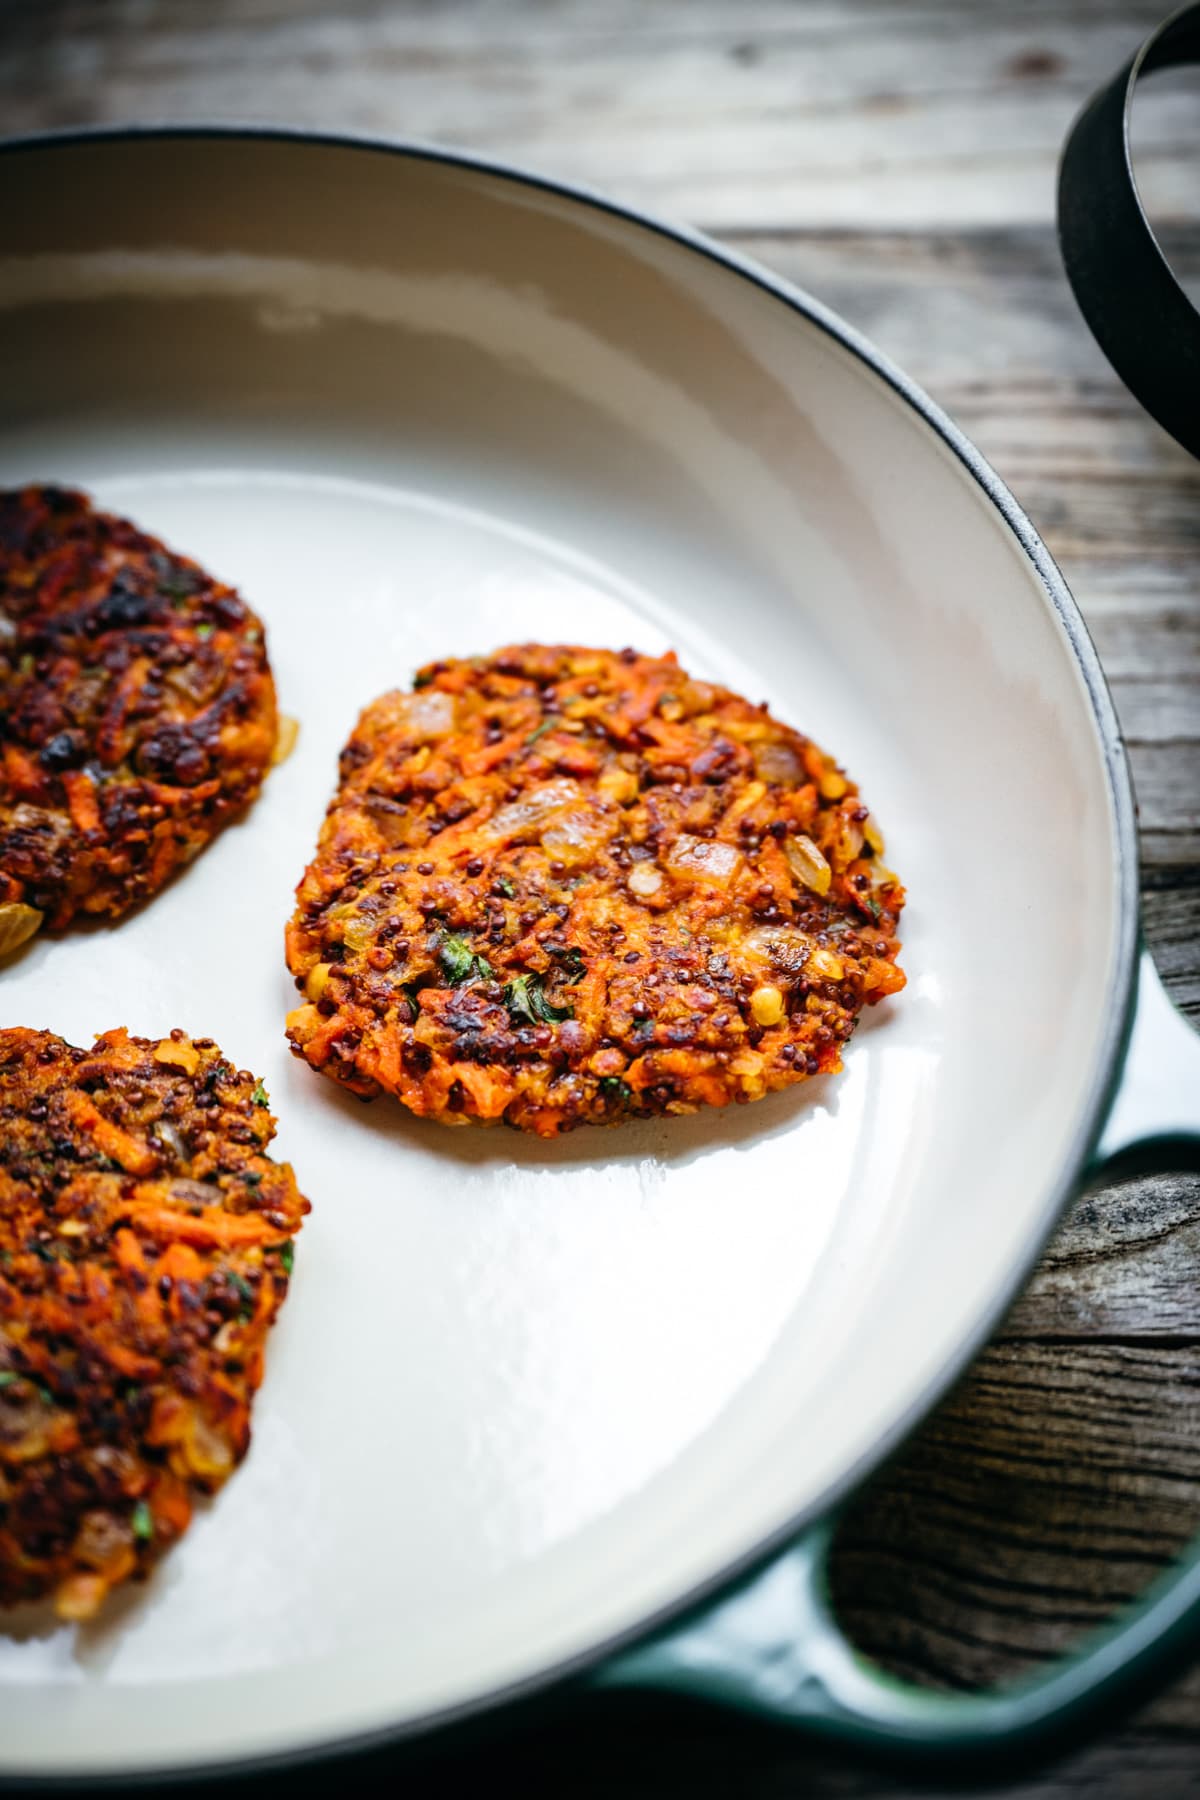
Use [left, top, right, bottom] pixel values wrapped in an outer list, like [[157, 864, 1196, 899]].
[[0, 122, 1141, 1788]]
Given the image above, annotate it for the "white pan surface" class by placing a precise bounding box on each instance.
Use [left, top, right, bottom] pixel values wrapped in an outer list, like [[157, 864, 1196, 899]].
[[0, 137, 1125, 1776]]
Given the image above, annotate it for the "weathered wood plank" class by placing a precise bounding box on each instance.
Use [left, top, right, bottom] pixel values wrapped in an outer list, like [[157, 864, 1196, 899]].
[[1142, 887, 1200, 1014], [3, 8, 1200, 1792], [1084, 593, 1200, 684], [1127, 746, 1200, 874], [829, 1343, 1200, 1706], [2, 0, 1198, 229], [1008, 1174, 1200, 1340], [1105, 681, 1200, 745]]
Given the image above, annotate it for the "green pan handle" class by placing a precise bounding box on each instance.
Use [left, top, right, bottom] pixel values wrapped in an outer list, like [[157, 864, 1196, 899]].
[[594, 950, 1200, 1759]]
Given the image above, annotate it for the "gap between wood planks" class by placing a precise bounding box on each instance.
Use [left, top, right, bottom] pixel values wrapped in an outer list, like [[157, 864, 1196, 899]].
[[2, 0, 1198, 231]]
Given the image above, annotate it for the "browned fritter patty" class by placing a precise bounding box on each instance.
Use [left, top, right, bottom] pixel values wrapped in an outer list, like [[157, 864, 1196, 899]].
[[0, 485, 277, 934], [285, 644, 906, 1138], [0, 1026, 308, 1621]]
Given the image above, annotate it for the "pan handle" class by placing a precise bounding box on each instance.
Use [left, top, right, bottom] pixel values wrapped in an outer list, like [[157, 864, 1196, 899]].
[[1057, 0, 1200, 458], [594, 949, 1200, 1760]]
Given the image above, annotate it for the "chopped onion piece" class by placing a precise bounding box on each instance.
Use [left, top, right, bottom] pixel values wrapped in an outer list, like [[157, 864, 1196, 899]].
[[743, 926, 815, 976], [828, 815, 865, 870], [808, 947, 845, 983], [628, 863, 664, 898], [785, 835, 831, 896], [151, 1119, 188, 1160], [0, 1377, 60, 1463], [392, 688, 457, 742], [305, 961, 333, 1002], [272, 714, 300, 766], [597, 764, 639, 805], [185, 1411, 235, 1480], [0, 903, 43, 959], [484, 778, 583, 845], [541, 806, 615, 863], [754, 742, 804, 785], [666, 834, 743, 887]]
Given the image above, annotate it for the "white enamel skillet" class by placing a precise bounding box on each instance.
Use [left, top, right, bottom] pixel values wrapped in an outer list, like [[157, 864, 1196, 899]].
[[0, 129, 1198, 1787]]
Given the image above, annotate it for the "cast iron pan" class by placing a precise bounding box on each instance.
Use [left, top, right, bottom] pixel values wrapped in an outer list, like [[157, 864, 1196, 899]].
[[1059, 0, 1200, 457]]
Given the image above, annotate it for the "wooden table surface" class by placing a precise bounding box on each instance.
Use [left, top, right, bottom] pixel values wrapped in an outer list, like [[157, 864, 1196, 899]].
[[2, 3, 1198, 1796]]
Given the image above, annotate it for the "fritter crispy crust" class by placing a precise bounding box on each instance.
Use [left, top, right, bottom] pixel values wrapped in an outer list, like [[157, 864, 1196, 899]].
[[0, 1027, 308, 1620], [286, 645, 905, 1137], [0, 486, 277, 932]]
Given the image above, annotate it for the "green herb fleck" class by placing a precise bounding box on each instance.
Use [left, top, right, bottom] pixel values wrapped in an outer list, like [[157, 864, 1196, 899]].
[[194, 622, 215, 640], [865, 895, 882, 923], [279, 1240, 295, 1276], [17, 652, 34, 678], [525, 716, 559, 748], [439, 935, 476, 983], [131, 1499, 153, 1541], [599, 1076, 632, 1104], [413, 669, 434, 689], [439, 933, 494, 985], [252, 1079, 269, 1107], [497, 877, 515, 898], [244, 1171, 262, 1187], [505, 973, 573, 1025], [0, 1370, 54, 1403], [228, 1271, 255, 1321]]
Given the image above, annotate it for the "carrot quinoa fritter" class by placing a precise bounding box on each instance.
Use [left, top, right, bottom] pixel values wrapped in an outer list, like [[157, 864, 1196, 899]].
[[0, 1027, 307, 1621], [286, 644, 905, 1138], [0, 485, 278, 941]]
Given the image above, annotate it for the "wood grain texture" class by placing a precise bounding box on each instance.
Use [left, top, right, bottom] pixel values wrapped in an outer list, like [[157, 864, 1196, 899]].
[[1, 3, 1198, 1796], [3, 0, 1200, 228]]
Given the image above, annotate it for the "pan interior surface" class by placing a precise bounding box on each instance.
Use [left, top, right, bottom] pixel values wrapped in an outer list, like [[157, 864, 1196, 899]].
[[0, 137, 1122, 1776]]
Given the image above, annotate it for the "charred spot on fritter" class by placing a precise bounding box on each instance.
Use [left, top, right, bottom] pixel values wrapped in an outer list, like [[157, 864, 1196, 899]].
[[285, 645, 906, 1138], [0, 486, 278, 935], [0, 1026, 308, 1620]]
